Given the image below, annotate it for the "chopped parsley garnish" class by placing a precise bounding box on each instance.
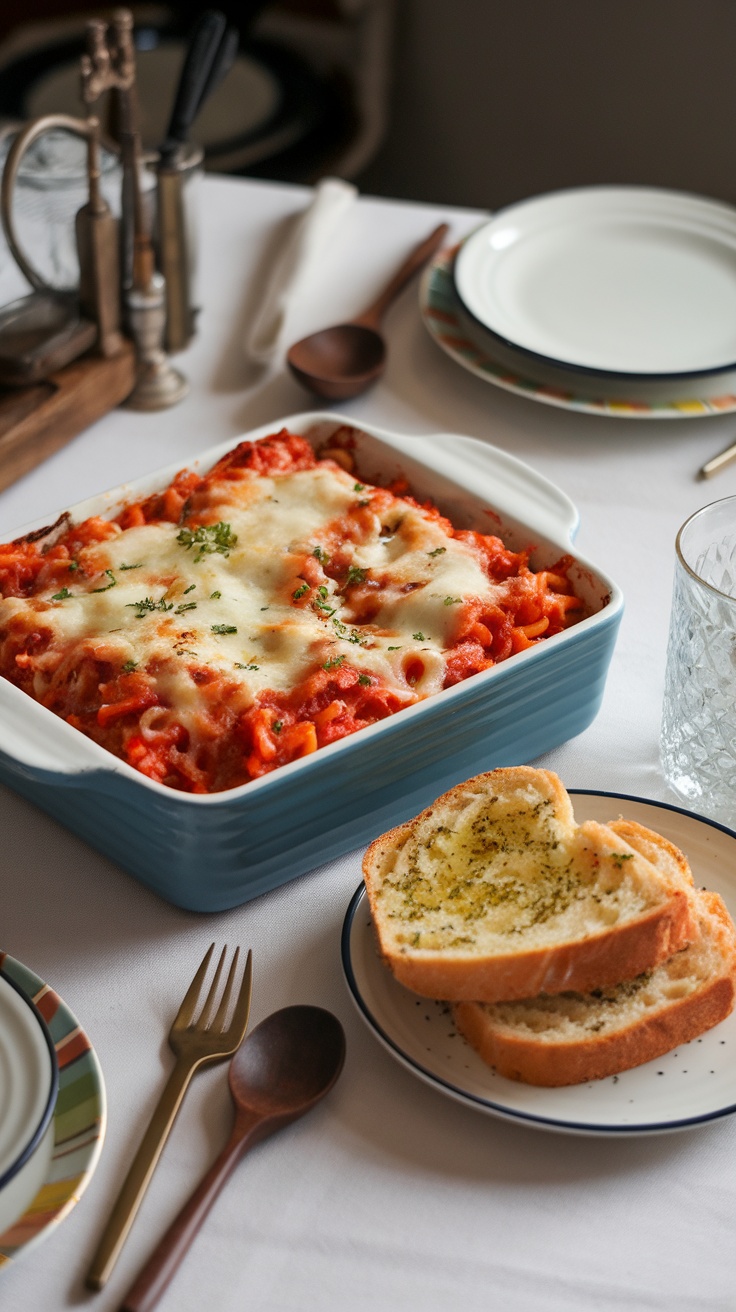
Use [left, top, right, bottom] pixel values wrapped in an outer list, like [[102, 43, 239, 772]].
[[127, 596, 174, 618], [387, 645, 401, 651], [292, 583, 309, 600], [176, 521, 237, 562], [323, 654, 345, 670], [345, 566, 366, 586], [428, 547, 446, 558], [413, 632, 425, 641], [175, 602, 197, 615], [357, 499, 370, 508], [444, 596, 461, 605], [122, 659, 138, 673], [211, 623, 237, 635], [184, 583, 196, 594], [611, 852, 635, 869], [51, 587, 72, 601], [358, 674, 371, 686], [91, 569, 117, 593], [354, 482, 365, 492], [120, 562, 143, 570], [235, 662, 259, 671], [68, 560, 79, 571], [313, 546, 329, 564], [210, 590, 221, 599], [272, 720, 283, 734]]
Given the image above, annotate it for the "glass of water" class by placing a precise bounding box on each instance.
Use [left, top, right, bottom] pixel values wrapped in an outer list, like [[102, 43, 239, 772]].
[[661, 496, 736, 826]]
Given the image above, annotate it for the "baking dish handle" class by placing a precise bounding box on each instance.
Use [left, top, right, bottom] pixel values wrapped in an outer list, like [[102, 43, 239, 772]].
[[0, 682, 105, 782], [424, 433, 580, 544]]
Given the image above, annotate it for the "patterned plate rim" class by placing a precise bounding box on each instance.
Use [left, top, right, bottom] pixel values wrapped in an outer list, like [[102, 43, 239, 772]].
[[0, 952, 106, 1267], [420, 246, 736, 419]]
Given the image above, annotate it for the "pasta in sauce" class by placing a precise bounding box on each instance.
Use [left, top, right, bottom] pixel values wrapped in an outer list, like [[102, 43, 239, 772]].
[[0, 428, 584, 793]]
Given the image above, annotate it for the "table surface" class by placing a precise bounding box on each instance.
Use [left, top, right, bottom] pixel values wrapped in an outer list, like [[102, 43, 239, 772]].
[[2, 174, 736, 1312]]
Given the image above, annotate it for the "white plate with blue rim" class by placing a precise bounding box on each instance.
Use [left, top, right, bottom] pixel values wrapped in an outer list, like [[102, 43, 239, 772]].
[[0, 970, 57, 1193], [341, 791, 736, 1136], [0, 953, 105, 1267], [453, 187, 736, 380]]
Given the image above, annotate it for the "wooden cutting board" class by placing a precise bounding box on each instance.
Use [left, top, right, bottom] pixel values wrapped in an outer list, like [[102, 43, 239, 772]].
[[0, 340, 136, 494]]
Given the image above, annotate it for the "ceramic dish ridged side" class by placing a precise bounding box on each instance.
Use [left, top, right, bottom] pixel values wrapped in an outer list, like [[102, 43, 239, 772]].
[[0, 413, 623, 911]]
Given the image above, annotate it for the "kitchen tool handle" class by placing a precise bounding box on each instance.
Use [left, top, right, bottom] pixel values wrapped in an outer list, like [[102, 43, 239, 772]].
[[119, 1124, 258, 1312], [161, 10, 227, 158], [355, 223, 450, 330], [195, 25, 239, 114], [86, 1056, 196, 1290], [700, 437, 736, 478], [0, 113, 92, 294]]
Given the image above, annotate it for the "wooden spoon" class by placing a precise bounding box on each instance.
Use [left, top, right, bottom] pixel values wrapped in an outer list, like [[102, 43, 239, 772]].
[[286, 221, 450, 400], [119, 1006, 346, 1312]]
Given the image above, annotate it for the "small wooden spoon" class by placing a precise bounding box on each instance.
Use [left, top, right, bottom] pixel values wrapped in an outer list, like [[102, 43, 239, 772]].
[[286, 221, 450, 400], [120, 1006, 346, 1312]]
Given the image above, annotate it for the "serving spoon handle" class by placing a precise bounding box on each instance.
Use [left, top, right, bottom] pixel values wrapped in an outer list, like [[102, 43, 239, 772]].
[[119, 1111, 272, 1312], [353, 222, 449, 329]]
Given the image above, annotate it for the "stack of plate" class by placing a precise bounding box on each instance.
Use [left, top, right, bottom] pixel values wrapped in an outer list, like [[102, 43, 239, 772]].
[[420, 186, 736, 419], [0, 953, 105, 1268]]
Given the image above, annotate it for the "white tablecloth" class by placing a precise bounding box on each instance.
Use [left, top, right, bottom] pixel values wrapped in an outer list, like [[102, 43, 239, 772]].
[[2, 176, 736, 1312]]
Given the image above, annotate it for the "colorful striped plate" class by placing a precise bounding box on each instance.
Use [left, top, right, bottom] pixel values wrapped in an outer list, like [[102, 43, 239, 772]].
[[420, 245, 736, 419], [0, 953, 105, 1267]]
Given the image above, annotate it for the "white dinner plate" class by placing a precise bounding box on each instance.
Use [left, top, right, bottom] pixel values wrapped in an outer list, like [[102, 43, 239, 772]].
[[0, 953, 105, 1268], [421, 246, 736, 418], [0, 973, 56, 1187], [453, 188, 736, 378], [342, 792, 736, 1136]]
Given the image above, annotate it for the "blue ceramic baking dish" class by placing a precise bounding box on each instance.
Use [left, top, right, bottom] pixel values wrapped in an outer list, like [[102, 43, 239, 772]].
[[0, 413, 623, 911]]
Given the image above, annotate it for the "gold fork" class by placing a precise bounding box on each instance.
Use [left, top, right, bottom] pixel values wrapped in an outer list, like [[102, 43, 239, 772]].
[[86, 943, 253, 1291]]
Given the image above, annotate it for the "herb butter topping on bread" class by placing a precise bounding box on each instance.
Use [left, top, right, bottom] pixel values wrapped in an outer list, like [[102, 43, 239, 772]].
[[362, 768, 697, 1003], [453, 889, 736, 1086]]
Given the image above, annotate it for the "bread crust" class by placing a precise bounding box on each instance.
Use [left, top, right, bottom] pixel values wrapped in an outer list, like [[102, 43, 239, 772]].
[[453, 977, 735, 1086], [452, 890, 736, 1086], [363, 768, 697, 1004], [383, 891, 694, 1002]]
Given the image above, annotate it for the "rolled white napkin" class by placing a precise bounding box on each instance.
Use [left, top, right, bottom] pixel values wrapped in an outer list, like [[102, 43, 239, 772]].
[[244, 176, 358, 364]]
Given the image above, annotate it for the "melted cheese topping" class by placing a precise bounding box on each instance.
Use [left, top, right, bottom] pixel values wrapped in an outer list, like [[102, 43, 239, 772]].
[[2, 460, 493, 723]]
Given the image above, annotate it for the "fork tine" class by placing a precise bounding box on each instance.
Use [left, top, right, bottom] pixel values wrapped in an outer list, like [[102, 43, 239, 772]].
[[196, 945, 227, 1029], [224, 948, 252, 1044], [174, 943, 215, 1029], [211, 946, 240, 1033]]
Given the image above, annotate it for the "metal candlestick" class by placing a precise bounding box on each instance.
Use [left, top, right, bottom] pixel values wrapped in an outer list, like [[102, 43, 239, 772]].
[[124, 271, 188, 410], [82, 8, 188, 408]]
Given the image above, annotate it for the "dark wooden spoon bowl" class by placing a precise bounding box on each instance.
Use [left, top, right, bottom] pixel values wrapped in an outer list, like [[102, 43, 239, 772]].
[[287, 322, 386, 400], [121, 1006, 346, 1312], [286, 221, 449, 400]]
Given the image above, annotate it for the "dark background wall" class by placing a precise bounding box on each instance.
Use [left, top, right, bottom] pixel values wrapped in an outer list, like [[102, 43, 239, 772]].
[[360, 0, 736, 210], [2, 0, 736, 211]]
